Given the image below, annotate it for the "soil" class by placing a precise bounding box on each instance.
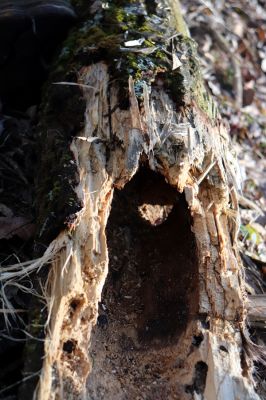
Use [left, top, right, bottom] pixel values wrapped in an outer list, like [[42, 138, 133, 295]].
[[87, 169, 198, 399]]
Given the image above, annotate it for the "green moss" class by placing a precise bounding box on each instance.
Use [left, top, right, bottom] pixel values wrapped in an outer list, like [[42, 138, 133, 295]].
[[104, 6, 138, 29], [86, 27, 122, 50], [51, 0, 216, 159], [159, 35, 218, 120], [139, 21, 156, 33]]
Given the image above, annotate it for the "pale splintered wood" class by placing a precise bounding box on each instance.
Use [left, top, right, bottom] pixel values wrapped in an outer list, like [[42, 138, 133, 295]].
[[35, 62, 259, 400]]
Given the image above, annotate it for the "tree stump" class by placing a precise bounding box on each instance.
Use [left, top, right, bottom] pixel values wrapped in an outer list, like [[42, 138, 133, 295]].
[[4, 0, 260, 399]]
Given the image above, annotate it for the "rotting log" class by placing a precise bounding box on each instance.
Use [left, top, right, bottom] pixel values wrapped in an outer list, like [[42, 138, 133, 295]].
[[5, 0, 262, 399]]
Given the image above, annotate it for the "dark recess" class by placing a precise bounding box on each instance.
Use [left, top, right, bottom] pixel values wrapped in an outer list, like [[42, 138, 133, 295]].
[[63, 340, 76, 354], [185, 361, 208, 395], [87, 168, 199, 397], [107, 168, 198, 342]]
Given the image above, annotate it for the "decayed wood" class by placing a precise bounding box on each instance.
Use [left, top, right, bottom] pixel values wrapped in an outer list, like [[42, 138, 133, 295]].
[[7, 0, 260, 399], [34, 62, 259, 399]]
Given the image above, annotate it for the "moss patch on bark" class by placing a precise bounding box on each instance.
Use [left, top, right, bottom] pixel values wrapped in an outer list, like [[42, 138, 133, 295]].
[[62, 0, 216, 117], [36, 0, 218, 245]]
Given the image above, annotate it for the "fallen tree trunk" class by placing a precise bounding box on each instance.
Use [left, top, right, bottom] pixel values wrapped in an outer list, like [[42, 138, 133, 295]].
[[3, 0, 261, 399]]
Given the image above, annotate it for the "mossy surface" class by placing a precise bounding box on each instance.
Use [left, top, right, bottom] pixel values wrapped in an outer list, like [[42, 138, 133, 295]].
[[61, 0, 215, 117], [33, 0, 220, 254], [37, 0, 217, 244]]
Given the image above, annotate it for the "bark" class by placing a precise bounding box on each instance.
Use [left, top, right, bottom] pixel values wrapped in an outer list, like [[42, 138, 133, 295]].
[[8, 0, 261, 399]]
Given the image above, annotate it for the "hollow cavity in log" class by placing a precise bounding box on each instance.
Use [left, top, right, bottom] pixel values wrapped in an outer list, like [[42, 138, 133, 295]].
[[87, 168, 198, 399]]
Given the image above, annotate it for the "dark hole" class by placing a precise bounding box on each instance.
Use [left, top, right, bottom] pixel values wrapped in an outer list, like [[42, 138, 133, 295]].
[[192, 334, 204, 347], [194, 361, 208, 394], [185, 361, 208, 395], [87, 168, 199, 398], [70, 299, 80, 311], [63, 340, 75, 354], [106, 169, 198, 341], [219, 345, 228, 353]]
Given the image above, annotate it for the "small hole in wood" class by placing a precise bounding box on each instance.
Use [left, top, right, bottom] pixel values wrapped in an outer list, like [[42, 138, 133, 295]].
[[219, 345, 228, 353], [192, 334, 204, 347], [70, 299, 80, 311], [63, 340, 75, 354], [185, 361, 208, 395]]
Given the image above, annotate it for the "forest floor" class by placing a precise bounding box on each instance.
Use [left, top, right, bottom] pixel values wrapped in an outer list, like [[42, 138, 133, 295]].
[[185, 0, 266, 267], [183, 0, 266, 395]]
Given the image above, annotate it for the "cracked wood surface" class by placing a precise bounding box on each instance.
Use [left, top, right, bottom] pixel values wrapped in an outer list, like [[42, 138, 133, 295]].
[[35, 62, 259, 400]]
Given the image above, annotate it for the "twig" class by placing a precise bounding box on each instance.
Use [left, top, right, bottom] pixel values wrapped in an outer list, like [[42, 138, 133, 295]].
[[196, 160, 217, 185], [53, 82, 96, 90], [238, 194, 264, 216]]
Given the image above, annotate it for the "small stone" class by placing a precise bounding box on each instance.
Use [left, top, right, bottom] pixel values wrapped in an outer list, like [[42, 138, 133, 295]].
[[261, 58, 266, 72]]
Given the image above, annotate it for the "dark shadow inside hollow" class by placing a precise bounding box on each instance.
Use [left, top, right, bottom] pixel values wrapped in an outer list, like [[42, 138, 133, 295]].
[[106, 168, 198, 342], [87, 168, 199, 398]]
